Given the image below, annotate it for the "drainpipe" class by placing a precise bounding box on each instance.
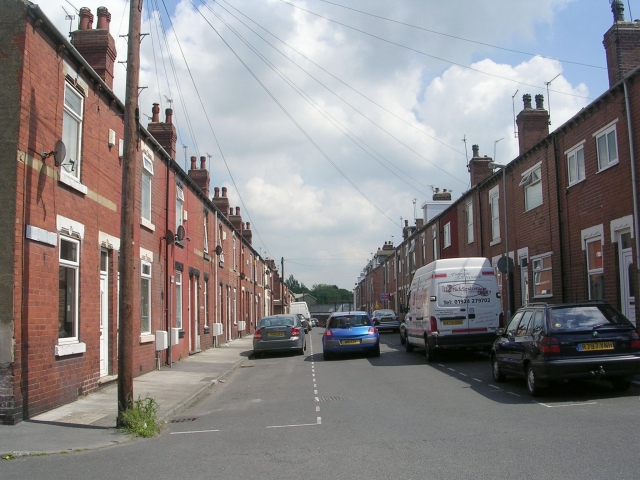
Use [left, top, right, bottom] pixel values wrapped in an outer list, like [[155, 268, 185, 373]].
[[623, 79, 640, 324], [166, 159, 172, 367], [552, 135, 567, 302], [214, 210, 218, 347]]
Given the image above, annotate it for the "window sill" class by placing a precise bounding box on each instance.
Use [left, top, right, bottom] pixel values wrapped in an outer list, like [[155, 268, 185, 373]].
[[140, 334, 155, 344], [597, 160, 619, 174], [533, 294, 553, 299], [140, 218, 156, 232], [59, 173, 88, 195], [55, 341, 87, 357], [490, 237, 501, 246], [567, 177, 586, 189], [204, 252, 210, 261]]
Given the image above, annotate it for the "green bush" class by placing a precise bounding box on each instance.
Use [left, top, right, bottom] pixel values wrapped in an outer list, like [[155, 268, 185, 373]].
[[118, 396, 161, 437]]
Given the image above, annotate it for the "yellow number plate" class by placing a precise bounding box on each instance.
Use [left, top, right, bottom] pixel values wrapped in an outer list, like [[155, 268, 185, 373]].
[[442, 320, 464, 326], [578, 341, 614, 352], [268, 332, 285, 337], [341, 340, 360, 345]]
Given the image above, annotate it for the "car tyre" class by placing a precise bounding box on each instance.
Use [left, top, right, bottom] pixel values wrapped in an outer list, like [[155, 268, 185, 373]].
[[610, 377, 631, 392], [424, 336, 436, 362], [303, 341, 307, 352], [405, 335, 414, 352], [370, 343, 381, 358], [400, 330, 406, 345], [491, 355, 505, 382], [526, 364, 541, 397]]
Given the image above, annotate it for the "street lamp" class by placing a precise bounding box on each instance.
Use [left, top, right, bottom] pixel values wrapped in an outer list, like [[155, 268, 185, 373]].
[[488, 159, 511, 322]]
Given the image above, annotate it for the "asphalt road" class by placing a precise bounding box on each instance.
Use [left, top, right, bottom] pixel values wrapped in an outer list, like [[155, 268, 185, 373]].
[[4, 329, 640, 479]]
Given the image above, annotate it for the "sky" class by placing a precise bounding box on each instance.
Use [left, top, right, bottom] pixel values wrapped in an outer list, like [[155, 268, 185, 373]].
[[39, 0, 635, 290]]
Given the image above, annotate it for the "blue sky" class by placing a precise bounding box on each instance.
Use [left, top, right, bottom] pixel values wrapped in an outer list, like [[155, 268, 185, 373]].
[[41, 0, 634, 289]]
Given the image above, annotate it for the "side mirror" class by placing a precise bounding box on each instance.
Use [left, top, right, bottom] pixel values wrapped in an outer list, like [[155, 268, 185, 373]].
[[496, 327, 505, 336]]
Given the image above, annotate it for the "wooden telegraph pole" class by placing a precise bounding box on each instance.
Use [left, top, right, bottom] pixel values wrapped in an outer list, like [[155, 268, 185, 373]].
[[118, 0, 142, 423]]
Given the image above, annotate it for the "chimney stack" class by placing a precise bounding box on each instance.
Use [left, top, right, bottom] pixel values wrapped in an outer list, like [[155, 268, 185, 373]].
[[603, 0, 640, 87], [189, 154, 211, 197], [242, 222, 253, 245], [212, 187, 230, 217], [468, 144, 493, 187], [229, 206, 242, 231], [148, 104, 178, 160], [70, 7, 117, 89], [516, 93, 549, 155]]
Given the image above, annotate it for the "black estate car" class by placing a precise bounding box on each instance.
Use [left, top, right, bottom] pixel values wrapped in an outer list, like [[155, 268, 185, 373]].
[[490, 301, 640, 396]]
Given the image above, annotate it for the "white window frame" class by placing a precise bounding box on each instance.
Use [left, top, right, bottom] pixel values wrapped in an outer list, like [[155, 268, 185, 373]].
[[466, 200, 474, 244], [432, 227, 438, 261], [204, 278, 209, 327], [520, 164, 543, 211], [58, 235, 80, 344], [176, 186, 184, 231], [489, 186, 500, 243], [593, 120, 619, 172], [443, 222, 451, 248], [141, 154, 154, 225], [531, 252, 553, 298], [62, 82, 84, 181], [565, 141, 586, 186], [141, 260, 152, 335], [233, 236, 237, 271], [586, 237, 604, 300], [175, 270, 183, 330], [203, 214, 209, 254]]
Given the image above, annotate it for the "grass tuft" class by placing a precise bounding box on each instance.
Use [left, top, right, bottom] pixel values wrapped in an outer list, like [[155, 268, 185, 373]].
[[117, 396, 161, 438]]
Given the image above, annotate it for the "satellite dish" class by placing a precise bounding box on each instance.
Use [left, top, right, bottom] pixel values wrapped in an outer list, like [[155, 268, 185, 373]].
[[215, 245, 223, 256], [165, 230, 175, 245], [176, 225, 186, 241], [54, 139, 66, 167]]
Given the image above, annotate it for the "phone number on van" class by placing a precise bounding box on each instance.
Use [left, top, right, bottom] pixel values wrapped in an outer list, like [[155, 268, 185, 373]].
[[442, 298, 492, 305]]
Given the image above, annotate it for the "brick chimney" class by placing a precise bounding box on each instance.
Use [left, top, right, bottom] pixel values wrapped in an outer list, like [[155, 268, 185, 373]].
[[212, 187, 230, 217], [516, 94, 549, 155], [229, 207, 242, 231], [603, 0, 640, 87], [70, 7, 117, 89], [188, 155, 210, 197], [147, 104, 178, 160], [433, 188, 452, 201], [241, 222, 253, 245], [468, 144, 493, 187]]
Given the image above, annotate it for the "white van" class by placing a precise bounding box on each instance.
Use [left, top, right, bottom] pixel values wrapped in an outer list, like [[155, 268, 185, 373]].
[[289, 302, 311, 328], [404, 257, 502, 361]]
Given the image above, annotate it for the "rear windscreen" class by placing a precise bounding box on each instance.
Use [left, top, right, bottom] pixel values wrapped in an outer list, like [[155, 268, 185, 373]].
[[260, 317, 295, 328], [549, 305, 631, 330], [328, 315, 372, 328]]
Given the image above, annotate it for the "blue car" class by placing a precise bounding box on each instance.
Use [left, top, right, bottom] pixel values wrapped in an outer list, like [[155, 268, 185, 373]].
[[322, 311, 380, 360]]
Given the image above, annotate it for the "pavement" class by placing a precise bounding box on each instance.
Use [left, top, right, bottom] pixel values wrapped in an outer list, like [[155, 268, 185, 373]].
[[0, 336, 253, 457]]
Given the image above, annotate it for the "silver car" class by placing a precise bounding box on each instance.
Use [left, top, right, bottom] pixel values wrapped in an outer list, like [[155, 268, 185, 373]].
[[253, 314, 307, 358], [372, 309, 400, 333]]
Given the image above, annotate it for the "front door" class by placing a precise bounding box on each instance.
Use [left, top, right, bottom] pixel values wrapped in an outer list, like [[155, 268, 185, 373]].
[[622, 248, 636, 325], [99, 250, 109, 377]]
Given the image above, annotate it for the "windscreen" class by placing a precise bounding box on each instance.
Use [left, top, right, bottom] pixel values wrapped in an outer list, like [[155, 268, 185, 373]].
[[328, 315, 372, 328], [260, 316, 295, 328], [374, 310, 395, 317], [549, 305, 632, 330]]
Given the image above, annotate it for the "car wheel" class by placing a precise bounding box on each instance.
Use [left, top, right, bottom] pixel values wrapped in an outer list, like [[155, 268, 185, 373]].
[[491, 355, 505, 382], [526, 364, 541, 397], [254, 351, 261, 359], [323, 351, 332, 361], [303, 341, 307, 352], [424, 336, 436, 362], [400, 331, 406, 345], [610, 377, 632, 392], [370, 343, 381, 358], [405, 335, 414, 352]]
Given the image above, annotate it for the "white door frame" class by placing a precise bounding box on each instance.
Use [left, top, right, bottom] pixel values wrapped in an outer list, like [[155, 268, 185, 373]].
[[99, 250, 109, 377]]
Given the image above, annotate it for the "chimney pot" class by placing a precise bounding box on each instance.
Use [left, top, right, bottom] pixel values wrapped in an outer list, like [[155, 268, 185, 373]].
[[222, 187, 228, 197], [96, 7, 111, 31], [236, 207, 240, 216], [230, 208, 233, 215], [247, 222, 250, 229], [523, 94, 532, 109], [79, 7, 93, 30], [190, 156, 197, 170], [200, 156, 206, 170], [151, 103, 160, 123], [214, 187, 220, 198], [612, 0, 625, 22], [472, 144, 479, 157], [535, 94, 544, 109]]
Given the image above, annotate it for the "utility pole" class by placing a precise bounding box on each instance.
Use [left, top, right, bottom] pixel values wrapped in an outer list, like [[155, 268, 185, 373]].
[[118, 0, 142, 423], [281, 257, 284, 314]]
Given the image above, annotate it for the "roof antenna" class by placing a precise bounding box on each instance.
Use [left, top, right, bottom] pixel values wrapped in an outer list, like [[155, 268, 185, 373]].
[[61, 6, 76, 37], [545, 74, 561, 126], [462, 134, 469, 171], [511, 90, 519, 138]]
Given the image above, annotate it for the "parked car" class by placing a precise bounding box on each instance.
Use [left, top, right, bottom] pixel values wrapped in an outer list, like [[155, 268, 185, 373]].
[[490, 301, 640, 396], [253, 314, 306, 358], [298, 314, 310, 333], [371, 309, 400, 333], [399, 321, 407, 345], [322, 311, 380, 360], [311, 318, 319, 327]]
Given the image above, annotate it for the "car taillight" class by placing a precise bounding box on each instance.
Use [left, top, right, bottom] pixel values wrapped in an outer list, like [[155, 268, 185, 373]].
[[430, 317, 438, 334], [540, 336, 560, 354], [324, 329, 333, 337], [253, 329, 262, 340], [631, 331, 640, 350], [291, 327, 300, 337], [368, 327, 377, 335]]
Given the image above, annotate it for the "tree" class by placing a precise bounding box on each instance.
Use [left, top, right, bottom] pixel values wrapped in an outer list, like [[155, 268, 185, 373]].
[[285, 274, 309, 294], [310, 284, 352, 304]]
